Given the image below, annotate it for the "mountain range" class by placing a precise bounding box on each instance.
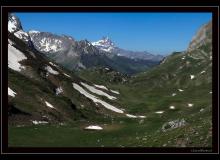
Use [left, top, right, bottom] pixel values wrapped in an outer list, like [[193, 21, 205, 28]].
[[8, 14, 164, 75]]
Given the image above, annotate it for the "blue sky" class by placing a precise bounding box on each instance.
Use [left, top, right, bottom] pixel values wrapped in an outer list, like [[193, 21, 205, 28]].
[[15, 13, 212, 55]]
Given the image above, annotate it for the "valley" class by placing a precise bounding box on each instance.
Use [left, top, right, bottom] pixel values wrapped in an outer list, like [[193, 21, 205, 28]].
[[7, 13, 212, 148]]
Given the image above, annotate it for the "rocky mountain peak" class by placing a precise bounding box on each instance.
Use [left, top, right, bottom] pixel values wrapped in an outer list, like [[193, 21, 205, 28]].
[[100, 36, 115, 46], [187, 21, 212, 52], [92, 36, 116, 52], [8, 13, 23, 33]]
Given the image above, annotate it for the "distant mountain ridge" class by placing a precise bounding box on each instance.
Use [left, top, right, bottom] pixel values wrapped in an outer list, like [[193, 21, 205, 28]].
[[8, 13, 163, 75], [92, 36, 164, 61]]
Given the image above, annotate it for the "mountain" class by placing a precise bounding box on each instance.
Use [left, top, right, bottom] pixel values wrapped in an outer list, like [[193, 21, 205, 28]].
[[9, 14, 162, 75], [188, 21, 212, 52], [8, 18, 147, 127], [8, 14, 30, 43], [92, 36, 164, 61], [7, 13, 212, 148], [8, 13, 23, 33], [91, 36, 115, 52], [26, 31, 162, 75]]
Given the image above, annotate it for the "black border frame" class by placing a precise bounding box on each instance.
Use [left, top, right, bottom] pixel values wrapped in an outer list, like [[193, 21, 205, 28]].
[[1, 6, 219, 154]]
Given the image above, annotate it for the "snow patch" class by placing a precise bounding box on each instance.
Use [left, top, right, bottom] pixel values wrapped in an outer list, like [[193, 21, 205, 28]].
[[187, 103, 194, 107], [45, 65, 59, 75], [84, 125, 103, 130], [38, 38, 62, 52], [45, 101, 55, 109], [126, 114, 138, 118], [73, 83, 123, 113], [155, 111, 164, 114], [138, 115, 146, 118], [200, 70, 206, 74], [94, 84, 108, 91], [29, 30, 40, 34], [14, 30, 29, 42], [8, 44, 27, 71], [8, 87, 16, 97], [32, 120, 48, 125], [56, 87, 63, 95], [49, 62, 59, 68], [169, 106, 175, 109], [81, 82, 116, 100], [8, 16, 18, 33], [63, 73, 71, 78], [126, 114, 146, 119], [110, 90, 120, 95], [172, 93, 177, 96], [178, 89, 184, 92], [190, 75, 195, 80], [200, 108, 204, 112]]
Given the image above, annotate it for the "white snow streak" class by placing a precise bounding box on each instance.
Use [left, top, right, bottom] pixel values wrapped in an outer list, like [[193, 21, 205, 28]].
[[8, 87, 17, 97], [8, 44, 27, 71], [169, 106, 175, 109], [63, 73, 71, 78], [200, 70, 206, 74], [200, 108, 204, 112], [94, 84, 108, 91], [155, 111, 164, 114], [178, 89, 184, 92], [73, 83, 124, 113], [81, 82, 116, 100], [126, 114, 146, 119], [45, 101, 55, 109], [45, 65, 59, 75], [190, 75, 195, 79], [49, 62, 59, 68], [32, 120, 48, 125], [110, 90, 120, 95], [84, 125, 103, 130], [126, 114, 138, 118], [138, 116, 146, 118], [188, 103, 194, 107]]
